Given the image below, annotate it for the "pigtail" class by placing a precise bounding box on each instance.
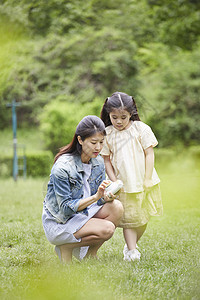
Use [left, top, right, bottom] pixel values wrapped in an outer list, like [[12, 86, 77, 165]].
[[100, 98, 112, 127], [130, 96, 140, 121]]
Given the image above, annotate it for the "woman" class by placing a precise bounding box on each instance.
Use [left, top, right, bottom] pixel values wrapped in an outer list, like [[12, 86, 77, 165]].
[[42, 115, 123, 263]]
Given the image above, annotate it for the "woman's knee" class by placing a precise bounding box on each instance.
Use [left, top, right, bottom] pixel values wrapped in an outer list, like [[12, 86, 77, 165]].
[[100, 221, 115, 240], [111, 199, 124, 217]]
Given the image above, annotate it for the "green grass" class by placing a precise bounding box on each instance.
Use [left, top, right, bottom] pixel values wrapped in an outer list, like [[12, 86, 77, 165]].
[[0, 158, 200, 300]]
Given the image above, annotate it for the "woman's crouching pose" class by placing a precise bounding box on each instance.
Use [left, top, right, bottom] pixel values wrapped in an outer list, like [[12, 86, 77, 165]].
[[42, 115, 123, 263]]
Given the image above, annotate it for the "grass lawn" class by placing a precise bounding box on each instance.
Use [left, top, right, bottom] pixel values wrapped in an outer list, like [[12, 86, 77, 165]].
[[0, 157, 199, 300]]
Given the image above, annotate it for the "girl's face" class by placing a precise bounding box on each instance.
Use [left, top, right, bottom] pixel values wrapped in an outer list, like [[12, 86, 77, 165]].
[[109, 108, 131, 131], [78, 132, 105, 163]]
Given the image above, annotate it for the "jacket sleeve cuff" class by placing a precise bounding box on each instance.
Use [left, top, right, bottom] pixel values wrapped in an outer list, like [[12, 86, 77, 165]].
[[97, 198, 106, 206], [67, 198, 81, 213]]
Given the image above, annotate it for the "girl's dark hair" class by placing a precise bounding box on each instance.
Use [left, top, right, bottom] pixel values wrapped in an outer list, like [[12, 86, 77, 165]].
[[54, 115, 106, 163], [100, 91, 140, 127]]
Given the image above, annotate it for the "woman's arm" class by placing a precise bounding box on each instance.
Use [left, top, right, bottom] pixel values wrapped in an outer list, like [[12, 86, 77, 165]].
[[53, 170, 114, 216], [77, 180, 115, 211], [77, 194, 99, 211], [102, 155, 117, 182], [144, 146, 154, 190]]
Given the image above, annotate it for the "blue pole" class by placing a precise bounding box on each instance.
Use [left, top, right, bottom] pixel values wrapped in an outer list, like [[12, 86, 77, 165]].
[[7, 100, 21, 181], [12, 100, 18, 181]]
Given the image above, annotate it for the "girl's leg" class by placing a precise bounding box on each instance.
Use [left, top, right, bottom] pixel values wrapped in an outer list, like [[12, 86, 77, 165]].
[[123, 228, 137, 250], [136, 223, 147, 242], [123, 223, 148, 250]]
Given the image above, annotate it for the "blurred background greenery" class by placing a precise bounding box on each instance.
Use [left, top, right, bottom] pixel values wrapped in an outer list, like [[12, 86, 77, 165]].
[[0, 2, 200, 298], [0, 0, 200, 176]]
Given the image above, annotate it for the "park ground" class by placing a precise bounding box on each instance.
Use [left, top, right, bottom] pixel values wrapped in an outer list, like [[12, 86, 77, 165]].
[[0, 153, 200, 300]]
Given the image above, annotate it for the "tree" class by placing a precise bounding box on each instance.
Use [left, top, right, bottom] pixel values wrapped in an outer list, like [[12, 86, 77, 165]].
[[146, 44, 200, 146]]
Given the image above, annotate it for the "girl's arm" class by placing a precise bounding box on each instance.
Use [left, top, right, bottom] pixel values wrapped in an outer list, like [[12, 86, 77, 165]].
[[102, 155, 117, 182], [77, 180, 115, 211], [144, 146, 154, 190]]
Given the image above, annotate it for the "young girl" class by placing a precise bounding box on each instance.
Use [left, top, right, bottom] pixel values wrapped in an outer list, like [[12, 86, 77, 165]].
[[100, 92, 163, 262]]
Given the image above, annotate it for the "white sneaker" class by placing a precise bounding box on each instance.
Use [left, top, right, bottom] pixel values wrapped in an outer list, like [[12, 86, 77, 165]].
[[123, 244, 129, 260], [123, 244, 139, 261], [129, 249, 141, 262]]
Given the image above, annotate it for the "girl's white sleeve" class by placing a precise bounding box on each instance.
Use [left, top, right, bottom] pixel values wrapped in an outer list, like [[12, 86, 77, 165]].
[[140, 124, 158, 150], [100, 136, 111, 156]]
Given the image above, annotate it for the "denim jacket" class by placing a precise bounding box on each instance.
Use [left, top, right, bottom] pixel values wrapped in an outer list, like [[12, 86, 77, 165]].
[[44, 154, 106, 224]]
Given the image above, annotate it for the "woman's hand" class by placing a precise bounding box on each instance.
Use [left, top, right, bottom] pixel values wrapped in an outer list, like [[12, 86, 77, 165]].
[[95, 180, 118, 202], [103, 191, 117, 202], [78, 180, 112, 211], [95, 180, 111, 200]]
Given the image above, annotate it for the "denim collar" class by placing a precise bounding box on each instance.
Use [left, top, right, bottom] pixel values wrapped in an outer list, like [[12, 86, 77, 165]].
[[74, 155, 100, 173]]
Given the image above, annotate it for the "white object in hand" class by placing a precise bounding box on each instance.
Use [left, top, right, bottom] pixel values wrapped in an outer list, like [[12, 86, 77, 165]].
[[105, 180, 123, 197]]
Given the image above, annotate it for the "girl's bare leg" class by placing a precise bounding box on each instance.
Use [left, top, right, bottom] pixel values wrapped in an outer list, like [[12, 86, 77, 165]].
[[123, 228, 137, 250], [123, 223, 147, 250], [136, 223, 147, 241]]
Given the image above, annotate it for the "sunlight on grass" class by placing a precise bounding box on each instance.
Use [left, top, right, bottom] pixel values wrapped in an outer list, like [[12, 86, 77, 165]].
[[0, 155, 199, 300]]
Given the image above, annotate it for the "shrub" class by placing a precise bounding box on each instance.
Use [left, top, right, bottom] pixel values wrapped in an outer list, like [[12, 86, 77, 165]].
[[146, 44, 200, 147], [188, 146, 200, 161], [26, 151, 53, 177], [40, 98, 103, 154], [0, 151, 53, 178], [0, 156, 12, 177]]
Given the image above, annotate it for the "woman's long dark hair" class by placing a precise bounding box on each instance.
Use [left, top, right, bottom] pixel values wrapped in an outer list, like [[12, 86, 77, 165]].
[[54, 115, 106, 163], [100, 91, 140, 127]]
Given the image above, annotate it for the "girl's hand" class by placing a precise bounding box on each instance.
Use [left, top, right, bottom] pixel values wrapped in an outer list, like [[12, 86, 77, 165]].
[[143, 178, 154, 191]]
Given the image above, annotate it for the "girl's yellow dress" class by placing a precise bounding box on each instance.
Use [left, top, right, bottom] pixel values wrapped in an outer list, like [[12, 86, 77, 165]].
[[101, 121, 163, 228]]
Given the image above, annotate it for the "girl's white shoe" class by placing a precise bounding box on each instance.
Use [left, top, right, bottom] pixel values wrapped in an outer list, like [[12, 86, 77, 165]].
[[123, 244, 141, 262], [128, 249, 141, 261], [123, 244, 129, 260]]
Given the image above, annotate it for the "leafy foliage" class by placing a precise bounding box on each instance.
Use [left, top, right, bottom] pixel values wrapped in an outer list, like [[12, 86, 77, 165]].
[[0, 151, 53, 177], [1, 27, 138, 126], [40, 98, 103, 153], [146, 43, 200, 146], [0, 0, 200, 147], [147, 0, 200, 50]]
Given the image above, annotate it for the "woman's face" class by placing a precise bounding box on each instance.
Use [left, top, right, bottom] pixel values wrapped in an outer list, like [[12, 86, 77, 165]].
[[78, 132, 105, 163]]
